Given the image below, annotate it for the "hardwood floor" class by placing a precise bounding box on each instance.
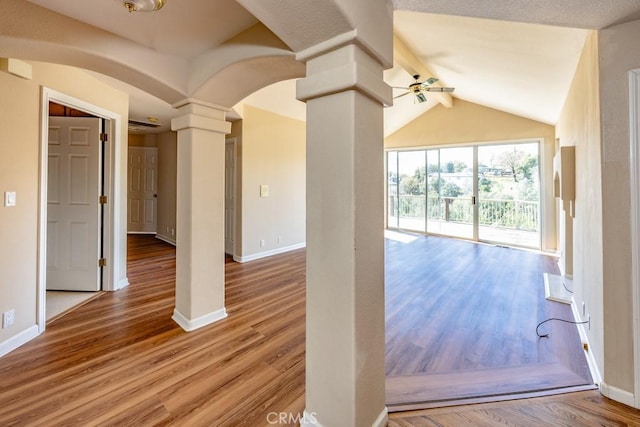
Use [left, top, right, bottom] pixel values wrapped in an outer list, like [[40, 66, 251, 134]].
[[0, 235, 306, 426], [384, 232, 594, 410], [389, 391, 640, 426], [0, 234, 638, 426]]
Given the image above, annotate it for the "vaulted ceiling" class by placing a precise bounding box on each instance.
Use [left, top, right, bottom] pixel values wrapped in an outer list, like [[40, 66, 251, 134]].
[[6, 1, 640, 135]]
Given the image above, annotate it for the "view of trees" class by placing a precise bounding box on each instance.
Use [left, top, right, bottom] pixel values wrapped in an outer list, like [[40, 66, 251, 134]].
[[395, 149, 538, 202], [388, 145, 540, 231]]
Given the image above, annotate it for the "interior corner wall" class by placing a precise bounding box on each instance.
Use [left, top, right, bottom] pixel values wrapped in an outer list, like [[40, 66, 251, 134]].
[[156, 131, 177, 245], [0, 60, 128, 349], [384, 99, 557, 252], [555, 30, 605, 382], [598, 19, 640, 395], [238, 105, 306, 260]]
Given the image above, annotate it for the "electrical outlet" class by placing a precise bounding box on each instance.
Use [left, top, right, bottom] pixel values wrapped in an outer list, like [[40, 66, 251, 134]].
[[171, 228, 175, 237], [277, 236, 282, 245], [260, 239, 265, 247], [2, 309, 15, 328]]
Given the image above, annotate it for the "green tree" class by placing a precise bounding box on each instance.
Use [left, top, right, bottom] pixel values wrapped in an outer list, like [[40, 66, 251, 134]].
[[478, 176, 493, 193], [495, 149, 537, 183], [453, 160, 467, 173], [399, 166, 426, 195], [517, 155, 538, 182], [441, 181, 463, 198], [445, 161, 455, 173]]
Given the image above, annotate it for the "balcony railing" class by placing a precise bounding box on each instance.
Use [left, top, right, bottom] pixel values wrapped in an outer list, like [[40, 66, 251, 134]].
[[389, 195, 539, 231]]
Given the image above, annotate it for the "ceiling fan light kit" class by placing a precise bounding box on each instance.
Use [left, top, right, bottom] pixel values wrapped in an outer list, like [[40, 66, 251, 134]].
[[123, 0, 166, 13], [393, 74, 455, 104]]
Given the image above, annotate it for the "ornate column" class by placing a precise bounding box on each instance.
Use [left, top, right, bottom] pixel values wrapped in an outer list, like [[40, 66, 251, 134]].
[[171, 99, 231, 331], [297, 42, 392, 427]]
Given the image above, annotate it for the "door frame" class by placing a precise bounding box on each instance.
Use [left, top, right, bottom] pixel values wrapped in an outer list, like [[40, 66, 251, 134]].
[[628, 69, 640, 409], [224, 137, 237, 256], [37, 87, 124, 333], [385, 138, 544, 250]]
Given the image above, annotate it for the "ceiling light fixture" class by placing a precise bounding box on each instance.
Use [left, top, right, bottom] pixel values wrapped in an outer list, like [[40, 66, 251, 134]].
[[123, 0, 166, 13]]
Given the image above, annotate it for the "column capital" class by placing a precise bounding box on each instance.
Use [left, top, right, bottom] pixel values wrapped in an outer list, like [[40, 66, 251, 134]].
[[171, 98, 231, 134], [296, 43, 392, 107]]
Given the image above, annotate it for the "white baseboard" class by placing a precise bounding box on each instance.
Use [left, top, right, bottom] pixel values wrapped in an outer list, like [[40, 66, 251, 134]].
[[172, 307, 227, 332], [301, 410, 321, 427], [571, 297, 602, 385], [233, 242, 306, 263], [600, 382, 636, 408], [127, 231, 156, 235], [301, 407, 387, 427], [372, 407, 389, 427], [155, 234, 176, 246], [0, 325, 39, 358], [117, 277, 130, 290]]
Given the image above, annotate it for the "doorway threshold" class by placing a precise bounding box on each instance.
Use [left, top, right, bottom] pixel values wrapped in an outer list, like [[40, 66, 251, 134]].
[[386, 363, 597, 412]]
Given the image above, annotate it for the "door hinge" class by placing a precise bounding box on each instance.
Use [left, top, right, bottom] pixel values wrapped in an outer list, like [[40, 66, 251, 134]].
[[472, 196, 477, 205], [99, 195, 107, 204], [98, 258, 107, 268], [100, 133, 108, 142]]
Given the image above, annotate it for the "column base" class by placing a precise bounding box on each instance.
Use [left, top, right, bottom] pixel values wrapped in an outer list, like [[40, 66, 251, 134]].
[[172, 307, 227, 332], [301, 407, 388, 427]]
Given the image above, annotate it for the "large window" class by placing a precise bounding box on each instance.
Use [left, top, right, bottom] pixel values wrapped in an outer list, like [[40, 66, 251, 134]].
[[387, 141, 541, 249]]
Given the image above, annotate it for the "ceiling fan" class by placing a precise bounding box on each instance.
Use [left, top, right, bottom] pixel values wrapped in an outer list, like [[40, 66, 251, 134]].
[[393, 74, 455, 103]]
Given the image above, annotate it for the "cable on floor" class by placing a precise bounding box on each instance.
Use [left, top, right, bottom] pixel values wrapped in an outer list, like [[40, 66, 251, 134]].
[[536, 317, 589, 338], [562, 280, 574, 294]]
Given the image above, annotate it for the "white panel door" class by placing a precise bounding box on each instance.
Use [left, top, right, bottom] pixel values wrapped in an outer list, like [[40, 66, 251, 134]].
[[47, 117, 101, 291], [127, 147, 158, 233], [224, 140, 236, 255]]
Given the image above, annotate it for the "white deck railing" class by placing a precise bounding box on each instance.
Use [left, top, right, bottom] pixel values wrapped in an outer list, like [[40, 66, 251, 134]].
[[389, 195, 539, 231]]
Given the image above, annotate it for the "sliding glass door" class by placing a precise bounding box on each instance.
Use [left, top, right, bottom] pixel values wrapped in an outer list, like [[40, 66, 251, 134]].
[[387, 150, 427, 232], [477, 143, 540, 247], [386, 141, 541, 249], [426, 147, 474, 239]]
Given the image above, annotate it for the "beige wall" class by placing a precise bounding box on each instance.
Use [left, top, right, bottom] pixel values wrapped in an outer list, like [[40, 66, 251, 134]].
[[598, 20, 640, 394], [385, 99, 557, 251], [555, 30, 605, 380], [0, 61, 128, 346], [128, 133, 158, 148], [156, 132, 177, 244], [239, 105, 306, 259]]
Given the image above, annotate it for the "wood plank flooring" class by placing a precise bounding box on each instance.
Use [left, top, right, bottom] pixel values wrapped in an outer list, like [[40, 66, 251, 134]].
[[389, 390, 640, 426], [0, 235, 306, 426], [384, 232, 594, 409], [0, 234, 638, 426]]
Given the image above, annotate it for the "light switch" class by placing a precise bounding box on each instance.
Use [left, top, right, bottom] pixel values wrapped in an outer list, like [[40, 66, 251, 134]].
[[4, 191, 16, 207], [260, 185, 269, 197]]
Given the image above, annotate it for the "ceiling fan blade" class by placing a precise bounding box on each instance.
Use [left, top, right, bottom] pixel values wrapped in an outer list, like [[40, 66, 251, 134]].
[[393, 91, 412, 99], [424, 77, 439, 85], [423, 87, 455, 93]]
